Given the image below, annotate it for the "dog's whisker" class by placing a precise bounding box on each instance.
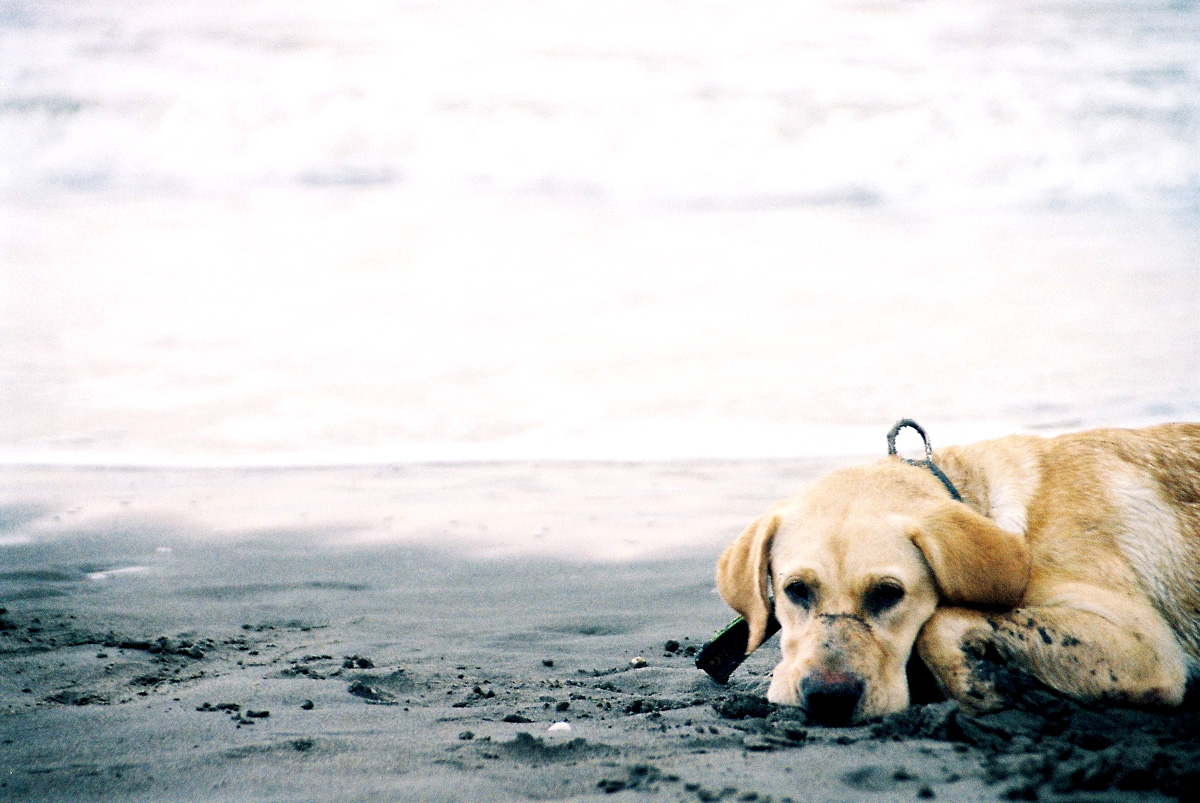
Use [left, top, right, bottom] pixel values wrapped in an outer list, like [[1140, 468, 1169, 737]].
[[738, 671, 772, 695]]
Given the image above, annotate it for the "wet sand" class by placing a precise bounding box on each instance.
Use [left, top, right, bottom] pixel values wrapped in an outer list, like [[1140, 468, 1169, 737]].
[[2, 461, 1197, 801]]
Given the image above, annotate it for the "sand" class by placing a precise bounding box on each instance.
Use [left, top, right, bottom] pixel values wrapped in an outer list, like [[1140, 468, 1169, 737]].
[[2, 460, 1198, 802]]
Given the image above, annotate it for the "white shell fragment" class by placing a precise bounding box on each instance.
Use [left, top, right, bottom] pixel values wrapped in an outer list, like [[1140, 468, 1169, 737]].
[[548, 721, 571, 733], [629, 656, 648, 669]]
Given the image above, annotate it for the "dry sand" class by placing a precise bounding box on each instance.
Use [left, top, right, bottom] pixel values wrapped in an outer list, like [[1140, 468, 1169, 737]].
[[2, 461, 1197, 802]]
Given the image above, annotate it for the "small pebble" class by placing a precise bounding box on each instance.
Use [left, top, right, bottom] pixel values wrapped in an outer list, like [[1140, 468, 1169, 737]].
[[301, 700, 315, 710], [548, 722, 571, 733], [630, 656, 648, 669]]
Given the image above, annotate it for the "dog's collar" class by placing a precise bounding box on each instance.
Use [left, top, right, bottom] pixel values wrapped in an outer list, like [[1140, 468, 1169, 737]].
[[886, 419, 963, 502]]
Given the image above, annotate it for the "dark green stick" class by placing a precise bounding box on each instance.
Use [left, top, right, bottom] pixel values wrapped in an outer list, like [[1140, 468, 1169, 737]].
[[695, 612, 781, 684]]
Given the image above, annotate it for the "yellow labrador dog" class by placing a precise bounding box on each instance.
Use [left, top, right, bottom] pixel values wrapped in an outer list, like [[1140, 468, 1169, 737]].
[[715, 422, 1200, 725]]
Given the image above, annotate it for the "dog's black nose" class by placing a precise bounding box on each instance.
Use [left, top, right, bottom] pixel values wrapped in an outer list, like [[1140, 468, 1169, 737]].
[[801, 670, 864, 726]]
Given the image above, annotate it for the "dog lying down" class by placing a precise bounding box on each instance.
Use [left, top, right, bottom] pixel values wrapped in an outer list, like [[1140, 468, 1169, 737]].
[[707, 421, 1200, 726]]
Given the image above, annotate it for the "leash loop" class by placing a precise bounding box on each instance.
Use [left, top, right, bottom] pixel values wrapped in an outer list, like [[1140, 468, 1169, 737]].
[[887, 418, 933, 461], [886, 419, 962, 502]]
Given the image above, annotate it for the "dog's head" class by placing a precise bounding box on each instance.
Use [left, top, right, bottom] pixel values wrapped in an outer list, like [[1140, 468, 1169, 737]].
[[716, 460, 1029, 725]]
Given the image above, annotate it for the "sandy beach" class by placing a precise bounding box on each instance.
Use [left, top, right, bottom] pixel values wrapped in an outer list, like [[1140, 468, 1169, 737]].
[[4, 2, 1200, 800], [3, 460, 1197, 802]]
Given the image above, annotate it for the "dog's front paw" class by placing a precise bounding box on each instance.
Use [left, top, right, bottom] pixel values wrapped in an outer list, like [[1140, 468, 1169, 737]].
[[916, 608, 1006, 714], [953, 654, 1007, 715], [928, 646, 1006, 714]]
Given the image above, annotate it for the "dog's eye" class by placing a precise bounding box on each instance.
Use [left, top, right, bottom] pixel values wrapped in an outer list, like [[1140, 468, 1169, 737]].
[[783, 581, 813, 609], [865, 581, 905, 616]]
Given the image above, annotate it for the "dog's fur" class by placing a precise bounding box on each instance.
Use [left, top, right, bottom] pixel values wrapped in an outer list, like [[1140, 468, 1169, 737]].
[[716, 424, 1200, 725]]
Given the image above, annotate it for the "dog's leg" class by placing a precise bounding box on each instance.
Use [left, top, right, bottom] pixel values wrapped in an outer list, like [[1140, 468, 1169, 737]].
[[918, 600, 1189, 712], [984, 604, 1188, 708]]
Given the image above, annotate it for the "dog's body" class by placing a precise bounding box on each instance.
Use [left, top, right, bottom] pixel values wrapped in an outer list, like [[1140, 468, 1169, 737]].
[[716, 423, 1200, 725]]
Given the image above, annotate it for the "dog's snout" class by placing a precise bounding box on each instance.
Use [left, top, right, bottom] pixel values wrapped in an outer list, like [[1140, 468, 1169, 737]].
[[801, 670, 865, 726]]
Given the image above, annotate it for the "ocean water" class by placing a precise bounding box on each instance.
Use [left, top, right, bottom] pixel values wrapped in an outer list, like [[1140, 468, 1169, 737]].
[[1, 0, 1199, 464]]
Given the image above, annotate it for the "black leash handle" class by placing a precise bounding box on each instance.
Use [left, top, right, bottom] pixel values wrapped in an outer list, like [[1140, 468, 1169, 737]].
[[887, 419, 962, 502], [887, 418, 934, 461]]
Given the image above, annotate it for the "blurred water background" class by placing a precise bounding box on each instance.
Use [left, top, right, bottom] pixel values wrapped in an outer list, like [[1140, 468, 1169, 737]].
[[2, 0, 1198, 465]]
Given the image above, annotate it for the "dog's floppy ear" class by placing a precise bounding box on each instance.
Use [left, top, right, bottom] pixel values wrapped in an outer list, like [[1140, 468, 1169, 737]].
[[909, 503, 1031, 607], [715, 511, 780, 655]]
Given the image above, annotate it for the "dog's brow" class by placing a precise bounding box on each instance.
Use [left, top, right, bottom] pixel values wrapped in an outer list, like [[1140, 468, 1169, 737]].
[[780, 568, 821, 584]]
